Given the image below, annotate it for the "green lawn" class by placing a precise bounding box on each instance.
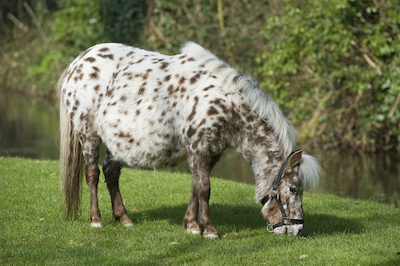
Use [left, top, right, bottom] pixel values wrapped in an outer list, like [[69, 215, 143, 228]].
[[1, 157, 399, 265]]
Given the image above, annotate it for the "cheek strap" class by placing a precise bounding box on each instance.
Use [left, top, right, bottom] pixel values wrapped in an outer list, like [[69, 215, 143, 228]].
[[262, 150, 304, 230]]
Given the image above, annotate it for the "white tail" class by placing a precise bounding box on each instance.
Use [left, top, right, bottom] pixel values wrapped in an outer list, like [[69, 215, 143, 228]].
[[58, 69, 84, 219]]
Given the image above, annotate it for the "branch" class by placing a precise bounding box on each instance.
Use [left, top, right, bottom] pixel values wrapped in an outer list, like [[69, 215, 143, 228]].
[[6, 13, 29, 32], [217, 0, 226, 37], [350, 40, 382, 76], [23, 1, 48, 43], [389, 87, 400, 118]]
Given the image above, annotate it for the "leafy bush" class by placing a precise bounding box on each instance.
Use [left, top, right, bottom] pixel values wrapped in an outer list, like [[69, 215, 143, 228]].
[[256, 0, 400, 151], [99, 0, 147, 45], [138, 0, 270, 70], [53, 0, 105, 54], [24, 0, 106, 95]]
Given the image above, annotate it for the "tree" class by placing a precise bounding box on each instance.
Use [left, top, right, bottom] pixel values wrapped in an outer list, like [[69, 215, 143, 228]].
[[256, 0, 400, 151]]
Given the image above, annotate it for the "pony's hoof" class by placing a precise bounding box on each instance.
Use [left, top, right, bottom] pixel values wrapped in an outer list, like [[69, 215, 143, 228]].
[[122, 221, 133, 227], [203, 233, 219, 239], [203, 228, 218, 239], [120, 215, 133, 227], [186, 223, 201, 235], [90, 222, 102, 228], [187, 228, 201, 235]]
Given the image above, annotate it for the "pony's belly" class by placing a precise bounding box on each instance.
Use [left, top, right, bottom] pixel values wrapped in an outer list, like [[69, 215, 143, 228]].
[[100, 126, 185, 168], [114, 145, 186, 168]]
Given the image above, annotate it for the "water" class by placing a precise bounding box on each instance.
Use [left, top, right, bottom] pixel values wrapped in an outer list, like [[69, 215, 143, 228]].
[[1, 89, 399, 207], [0, 90, 59, 159]]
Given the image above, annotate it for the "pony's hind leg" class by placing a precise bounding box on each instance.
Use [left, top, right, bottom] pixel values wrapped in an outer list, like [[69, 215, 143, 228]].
[[103, 149, 133, 227], [82, 138, 102, 227]]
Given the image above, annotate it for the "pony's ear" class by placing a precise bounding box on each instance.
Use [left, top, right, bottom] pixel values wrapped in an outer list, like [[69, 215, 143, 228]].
[[288, 150, 302, 167]]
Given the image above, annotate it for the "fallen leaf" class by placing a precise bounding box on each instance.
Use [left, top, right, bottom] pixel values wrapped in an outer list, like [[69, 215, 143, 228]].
[[39, 218, 45, 221], [299, 254, 309, 259]]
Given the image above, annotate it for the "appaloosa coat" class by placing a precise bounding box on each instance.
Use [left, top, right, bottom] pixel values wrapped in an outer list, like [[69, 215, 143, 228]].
[[59, 42, 320, 238]]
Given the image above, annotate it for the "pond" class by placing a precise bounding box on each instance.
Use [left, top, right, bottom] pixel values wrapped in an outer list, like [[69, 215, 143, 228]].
[[1, 89, 399, 208]]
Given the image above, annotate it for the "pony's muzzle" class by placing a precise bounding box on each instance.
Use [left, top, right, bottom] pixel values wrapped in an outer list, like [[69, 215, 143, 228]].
[[269, 224, 303, 236]]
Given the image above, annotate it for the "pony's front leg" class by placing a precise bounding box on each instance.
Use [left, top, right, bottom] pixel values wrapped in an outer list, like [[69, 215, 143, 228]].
[[103, 150, 133, 227], [184, 150, 218, 239], [184, 181, 201, 235]]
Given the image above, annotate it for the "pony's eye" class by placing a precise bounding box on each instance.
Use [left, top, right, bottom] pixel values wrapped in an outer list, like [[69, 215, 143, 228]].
[[289, 187, 297, 193]]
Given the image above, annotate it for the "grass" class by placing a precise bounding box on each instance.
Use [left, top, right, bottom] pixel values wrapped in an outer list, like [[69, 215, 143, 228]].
[[1, 157, 400, 265]]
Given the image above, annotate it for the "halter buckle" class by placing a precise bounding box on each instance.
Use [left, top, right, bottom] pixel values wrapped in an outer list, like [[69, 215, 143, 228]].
[[282, 217, 290, 225]]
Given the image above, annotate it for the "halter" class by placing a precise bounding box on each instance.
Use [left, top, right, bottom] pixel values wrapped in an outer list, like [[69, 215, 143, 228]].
[[261, 150, 304, 232]]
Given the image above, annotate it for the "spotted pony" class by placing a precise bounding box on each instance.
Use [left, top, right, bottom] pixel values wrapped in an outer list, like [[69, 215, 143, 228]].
[[59, 42, 321, 238]]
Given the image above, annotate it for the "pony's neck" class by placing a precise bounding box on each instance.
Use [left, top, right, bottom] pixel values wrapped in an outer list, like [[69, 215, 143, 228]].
[[231, 123, 286, 203]]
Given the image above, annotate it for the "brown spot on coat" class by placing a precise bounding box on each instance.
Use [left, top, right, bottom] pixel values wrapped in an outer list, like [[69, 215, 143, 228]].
[[168, 85, 174, 95], [203, 85, 214, 91], [207, 106, 219, 116], [90, 72, 98, 79], [187, 126, 197, 138], [187, 96, 198, 121], [160, 62, 169, 70], [85, 57, 96, 63], [190, 73, 201, 84], [199, 118, 206, 127], [98, 54, 114, 60], [179, 77, 186, 85]]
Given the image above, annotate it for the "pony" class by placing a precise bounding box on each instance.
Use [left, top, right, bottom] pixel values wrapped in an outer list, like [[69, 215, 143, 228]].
[[58, 42, 321, 238]]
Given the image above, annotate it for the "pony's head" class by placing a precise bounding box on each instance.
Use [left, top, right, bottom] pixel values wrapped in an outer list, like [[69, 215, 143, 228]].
[[261, 150, 321, 236]]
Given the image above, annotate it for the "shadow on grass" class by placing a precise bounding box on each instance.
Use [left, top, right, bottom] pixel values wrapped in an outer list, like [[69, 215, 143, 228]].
[[129, 204, 265, 231], [128, 204, 364, 236], [303, 213, 364, 236]]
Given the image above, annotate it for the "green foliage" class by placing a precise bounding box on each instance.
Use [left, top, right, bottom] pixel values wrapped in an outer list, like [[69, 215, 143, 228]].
[[99, 0, 147, 45], [22, 0, 106, 94], [256, 0, 400, 151], [139, 0, 270, 70], [53, 0, 105, 53], [1, 157, 400, 265], [1, 0, 270, 98]]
